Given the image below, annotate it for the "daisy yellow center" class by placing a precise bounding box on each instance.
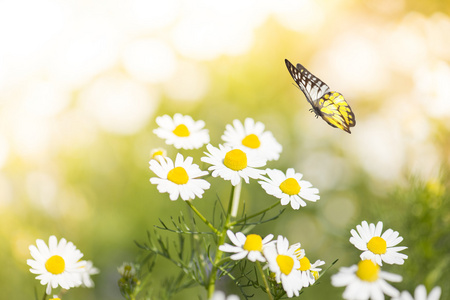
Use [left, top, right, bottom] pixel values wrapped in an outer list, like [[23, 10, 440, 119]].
[[298, 256, 311, 271], [50, 298, 61, 300], [276, 254, 294, 275], [152, 150, 164, 159], [243, 234, 263, 251], [173, 124, 190, 137], [167, 167, 189, 184], [45, 255, 65, 275], [223, 149, 247, 171], [242, 134, 261, 149], [279, 178, 300, 195], [311, 270, 319, 280], [356, 260, 380, 282], [367, 236, 387, 255]]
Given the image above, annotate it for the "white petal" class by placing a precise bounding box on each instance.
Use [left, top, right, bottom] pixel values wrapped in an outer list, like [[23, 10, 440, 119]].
[[247, 251, 265, 262], [36, 239, 50, 258], [218, 244, 243, 253], [262, 234, 274, 244], [415, 285, 427, 299], [428, 286, 442, 300], [235, 232, 247, 245], [227, 230, 241, 247], [230, 251, 248, 261], [290, 199, 300, 210]]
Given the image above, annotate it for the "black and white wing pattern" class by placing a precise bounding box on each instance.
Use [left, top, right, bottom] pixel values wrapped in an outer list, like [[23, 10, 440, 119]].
[[285, 59, 330, 107]]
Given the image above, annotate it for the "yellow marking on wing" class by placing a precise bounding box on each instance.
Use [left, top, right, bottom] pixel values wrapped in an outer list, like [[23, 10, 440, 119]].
[[316, 92, 355, 133], [330, 93, 356, 127]]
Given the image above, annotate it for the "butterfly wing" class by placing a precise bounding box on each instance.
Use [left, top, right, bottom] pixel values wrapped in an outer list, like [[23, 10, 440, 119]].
[[285, 59, 330, 107], [317, 92, 356, 133]]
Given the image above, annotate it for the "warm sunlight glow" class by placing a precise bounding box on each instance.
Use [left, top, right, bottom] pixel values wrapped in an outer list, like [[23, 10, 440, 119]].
[[315, 33, 388, 95], [272, 0, 325, 33], [0, 135, 9, 169], [130, 0, 180, 32], [48, 15, 120, 89], [123, 39, 177, 83], [163, 61, 210, 102], [79, 73, 160, 135], [0, 175, 13, 207], [415, 61, 450, 117], [20, 81, 71, 118], [171, 1, 264, 60]]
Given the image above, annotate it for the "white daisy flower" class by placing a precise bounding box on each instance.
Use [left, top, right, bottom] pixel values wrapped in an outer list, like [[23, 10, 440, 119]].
[[201, 144, 266, 186], [331, 259, 402, 300], [150, 148, 167, 163], [259, 168, 320, 210], [75, 260, 99, 288], [222, 118, 282, 161], [117, 262, 136, 278], [392, 285, 441, 300], [210, 291, 240, 300], [263, 235, 303, 298], [27, 236, 85, 295], [219, 230, 274, 262], [153, 113, 209, 150], [149, 153, 210, 201], [299, 257, 325, 287], [350, 221, 408, 266]]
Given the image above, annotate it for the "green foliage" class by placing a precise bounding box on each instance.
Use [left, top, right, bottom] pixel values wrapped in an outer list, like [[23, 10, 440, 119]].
[[361, 174, 450, 298], [130, 191, 293, 299]]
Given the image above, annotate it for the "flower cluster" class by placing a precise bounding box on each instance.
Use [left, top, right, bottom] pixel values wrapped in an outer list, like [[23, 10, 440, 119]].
[[27, 235, 99, 296], [147, 114, 324, 298], [26, 112, 443, 300], [147, 114, 443, 299], [264, 236, 325, 297], [219, 232, 325, 297], [332, 221, 440, 300], [149, 114, 319, 209]]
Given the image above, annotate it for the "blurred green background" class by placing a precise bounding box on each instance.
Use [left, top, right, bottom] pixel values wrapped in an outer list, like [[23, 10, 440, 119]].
[[0, 0, 449, 299]]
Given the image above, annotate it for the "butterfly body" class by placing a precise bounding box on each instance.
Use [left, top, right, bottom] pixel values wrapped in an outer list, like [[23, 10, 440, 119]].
[[285, 59, 356, 133]]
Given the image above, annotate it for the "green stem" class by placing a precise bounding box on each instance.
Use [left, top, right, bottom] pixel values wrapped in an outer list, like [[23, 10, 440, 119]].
[[206, 183, 241, 298], [185, 201, 220, 235], [186, 202, 206, 278], [230, 201, 280, 227], [41, 289, 47, 300], [256, 261, 274, 300], [230, 181, 242, 218]]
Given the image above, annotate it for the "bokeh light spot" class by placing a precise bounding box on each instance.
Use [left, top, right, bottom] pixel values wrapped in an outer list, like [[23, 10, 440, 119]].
[[79, 73, 160, 135], [163, 61, 210, 102], [123, 39, 177, 83]]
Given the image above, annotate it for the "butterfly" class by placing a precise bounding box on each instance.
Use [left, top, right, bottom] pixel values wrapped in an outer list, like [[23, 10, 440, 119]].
[[285, 59, 356, 133]]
